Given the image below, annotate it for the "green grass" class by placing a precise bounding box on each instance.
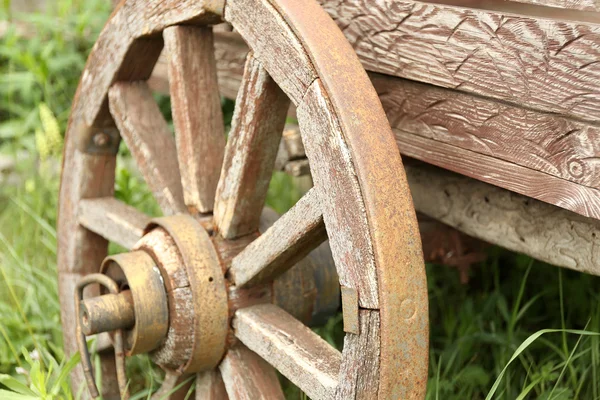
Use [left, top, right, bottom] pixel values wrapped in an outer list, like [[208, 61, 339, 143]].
[[2, 2, 600, 399]]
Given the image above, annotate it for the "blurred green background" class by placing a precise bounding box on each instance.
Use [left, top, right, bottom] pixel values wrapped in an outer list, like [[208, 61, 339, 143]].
[[1, 1, 599, 399]]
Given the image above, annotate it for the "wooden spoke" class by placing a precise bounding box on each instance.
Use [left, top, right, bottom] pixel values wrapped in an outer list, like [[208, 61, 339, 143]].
[[196, 370, 228, 400], [219, 344, 284, 400], [164, 26, 226, 214], [229, 188, 326, 288], [108, 81, 186, 216], [214, 53, 290, 239], [233, 304, 341, 400], [78, 197, 151, 249]]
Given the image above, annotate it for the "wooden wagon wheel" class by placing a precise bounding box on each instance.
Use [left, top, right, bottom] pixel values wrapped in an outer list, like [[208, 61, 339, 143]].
[[57, 0, 429, 398]]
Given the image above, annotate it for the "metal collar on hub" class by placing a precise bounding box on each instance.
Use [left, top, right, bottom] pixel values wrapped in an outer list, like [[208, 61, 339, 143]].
[[77, 214, 229, 397]]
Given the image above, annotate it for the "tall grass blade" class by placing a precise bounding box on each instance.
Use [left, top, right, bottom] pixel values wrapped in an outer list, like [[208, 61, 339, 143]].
[[486, 329, 600, 400]]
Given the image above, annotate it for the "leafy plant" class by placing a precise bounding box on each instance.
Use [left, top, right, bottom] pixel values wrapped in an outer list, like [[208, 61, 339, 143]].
[[0, 0, 111, 155], [0, 349, 79, 399]]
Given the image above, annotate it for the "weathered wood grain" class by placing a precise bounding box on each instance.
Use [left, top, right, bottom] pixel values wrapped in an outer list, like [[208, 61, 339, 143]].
[[370, 73, 600, 189], [396, 130, 600, 219], [224, 0, 317, 104], [318, 0, 600, 123], [256, 207, 327, 326], [214, 54, 290, 239], [164, 25, 226, 214], [58, 148, 116, 397], [219, 344, 285, 400], [510, 0, 600, 11], [194, 35, 600, 215], [212, 32, 251, 100], [78, 197, 150, 249], [406, 161, 600, 276], [298, 80, 379, 309], [335, 310, 380, 400], [75, 0, 223, 128], [149, 32, 249, 99], [108, 81, 186, 216], [229, 188, 326, 288], [429, 0, 600, 14], [196, 370, 228, 400], [233, 304, 341, 400]]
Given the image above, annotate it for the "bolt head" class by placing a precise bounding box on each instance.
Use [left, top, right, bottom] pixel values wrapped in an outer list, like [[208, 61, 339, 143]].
[[93, 132, 110, 147]]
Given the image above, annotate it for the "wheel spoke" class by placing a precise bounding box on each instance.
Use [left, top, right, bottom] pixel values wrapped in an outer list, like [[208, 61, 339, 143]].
[[108, 81, 186, 216], [219, 343, 284, 400], [78, 197, 151, 249], [196, 370, 228, 400], [164, 26, 226, 214], [233, 304, 341, 400], [229, 188, 326, 288], [214, 53, 290, 239]]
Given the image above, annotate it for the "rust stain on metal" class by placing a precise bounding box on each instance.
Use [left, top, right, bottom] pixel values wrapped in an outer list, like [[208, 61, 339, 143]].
[[101, 251, 169, 356], [146, 215, 229, 373], [80, 290, 135, 335], [268, 0, 430, 396]]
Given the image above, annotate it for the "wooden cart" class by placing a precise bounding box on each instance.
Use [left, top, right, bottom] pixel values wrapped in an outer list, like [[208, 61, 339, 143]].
[[57, 0, 600, 398]]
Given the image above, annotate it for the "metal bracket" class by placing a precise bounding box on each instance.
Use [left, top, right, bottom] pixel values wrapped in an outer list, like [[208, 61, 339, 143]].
[[341, 286, 359, 335], [75, 273, 130, 400]]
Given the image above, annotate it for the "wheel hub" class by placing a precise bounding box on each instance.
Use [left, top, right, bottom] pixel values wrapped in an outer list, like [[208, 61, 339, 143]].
[[80, 214, 229, 374]]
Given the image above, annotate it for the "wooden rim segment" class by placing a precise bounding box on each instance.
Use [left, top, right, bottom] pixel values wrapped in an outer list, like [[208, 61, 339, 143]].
[[58, 0, 429, 398]]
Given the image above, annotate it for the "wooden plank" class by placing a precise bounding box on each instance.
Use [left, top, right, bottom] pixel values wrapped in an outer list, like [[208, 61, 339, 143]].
[[427, 0, 600, 14], [298, 80, 380, 309], [509, 0, 600, 11], [78, 197, 150, 249], [219, 344, 284, 400], [335, 310, 380, 400], [318, 0, 600, 123], [233, 304, 341, 400], [196, 370, 228, 400], [229, 188, 326, 288], [224, 0, 317, 104], [195, 36, 600, 215], [164, 25, 226, 214], [370, 73, 600, 189], [406, 161, 600, 276], [214, 53, 290, 239], [108, 81, 187, 216], [397, 130, 600, 219]]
